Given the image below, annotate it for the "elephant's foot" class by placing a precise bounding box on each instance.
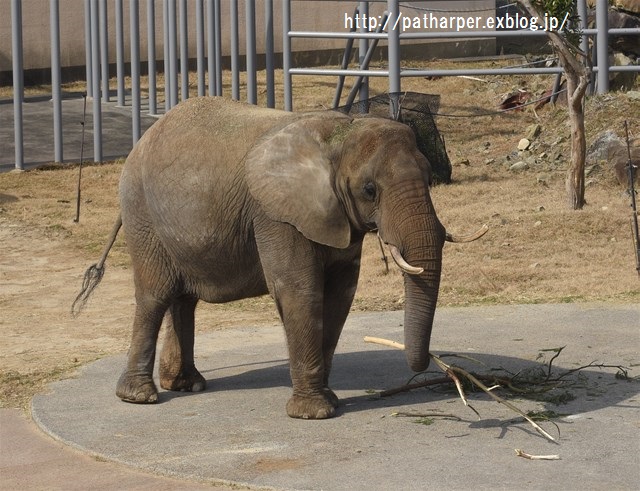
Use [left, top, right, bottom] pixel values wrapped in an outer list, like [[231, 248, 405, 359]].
[[286, 393, 336, 419], [159, 365, 206, 393], [323, 387, 339, 408], [116, 372, 158, 404]]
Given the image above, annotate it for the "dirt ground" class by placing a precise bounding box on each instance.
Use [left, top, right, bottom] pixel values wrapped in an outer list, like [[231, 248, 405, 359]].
[[1, 62, 639, 410]]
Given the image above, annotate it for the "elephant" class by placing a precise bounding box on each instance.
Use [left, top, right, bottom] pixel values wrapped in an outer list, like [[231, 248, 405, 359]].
[[73, 96, 486, 419]]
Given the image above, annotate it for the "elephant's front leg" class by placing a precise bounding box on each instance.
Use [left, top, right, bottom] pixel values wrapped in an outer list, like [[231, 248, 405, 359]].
[[321, 252, 362, 408], [278, 290, 333, 419], [255, 220, 334, 419]]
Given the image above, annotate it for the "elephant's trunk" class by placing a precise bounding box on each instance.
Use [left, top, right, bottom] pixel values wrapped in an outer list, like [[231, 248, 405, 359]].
[[380, 181, 444, 372]]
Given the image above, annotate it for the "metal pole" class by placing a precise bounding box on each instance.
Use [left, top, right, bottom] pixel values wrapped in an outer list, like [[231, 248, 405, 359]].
[[358, 1, 369, 102], [264, 0, 275, 107], [11, 0, 24, 170], [84, 0, 92, 98], [576, 0, 593, 95], [115, 0, 125, 106], [206, 0, 216, 95], [387, 0, 401, 98], [596, 0, 609, 94], [163, 0, 170, 111], [131, 0, 141, 144], [168, 0, 178, 107], [230, 0, 239, 100], [196, 0, 205, 96], [147, 0, 157, 115], [90, 0, 102, 162], [282, 0, 292, 111], [179, 0, 189, 101], [214, 0, 222, 95], [246, 0, 257, 105], [100, 0, 109, 102], [332, 5, 357, 109], [50, 0, 63, 163]]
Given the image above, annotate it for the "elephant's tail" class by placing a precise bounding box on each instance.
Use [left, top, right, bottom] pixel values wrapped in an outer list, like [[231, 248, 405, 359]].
[[71, 214, 123, 317]]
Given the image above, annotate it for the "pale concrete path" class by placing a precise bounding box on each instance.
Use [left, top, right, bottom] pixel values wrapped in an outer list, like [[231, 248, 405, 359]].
[[7, 304, 638, 491]]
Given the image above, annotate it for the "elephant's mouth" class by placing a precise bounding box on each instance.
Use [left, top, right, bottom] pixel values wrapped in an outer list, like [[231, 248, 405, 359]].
[[377, 233, 424, 276]]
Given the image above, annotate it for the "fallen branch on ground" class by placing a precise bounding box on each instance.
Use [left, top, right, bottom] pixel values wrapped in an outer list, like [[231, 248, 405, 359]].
[[515, 449, 561, 460], [363, 336, 558, 443]]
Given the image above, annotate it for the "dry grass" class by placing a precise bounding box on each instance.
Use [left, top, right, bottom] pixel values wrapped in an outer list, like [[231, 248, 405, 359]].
[[3, 60, 640, 308]]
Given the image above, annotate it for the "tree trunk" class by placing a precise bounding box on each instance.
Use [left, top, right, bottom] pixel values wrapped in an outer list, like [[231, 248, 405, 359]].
[[518, 0, 592, 210], [563, 59, 589, 209]]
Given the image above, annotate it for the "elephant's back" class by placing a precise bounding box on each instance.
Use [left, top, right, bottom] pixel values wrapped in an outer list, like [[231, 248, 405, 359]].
[[118, 97, 292, 285]]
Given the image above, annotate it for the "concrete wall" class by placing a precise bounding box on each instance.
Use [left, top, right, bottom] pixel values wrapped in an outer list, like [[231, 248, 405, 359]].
[[0, 0, 495, 84]]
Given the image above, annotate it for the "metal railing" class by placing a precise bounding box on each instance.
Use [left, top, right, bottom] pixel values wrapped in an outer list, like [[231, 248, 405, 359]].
[[5, 0, 640, 170], [283, 0, 640, 110]]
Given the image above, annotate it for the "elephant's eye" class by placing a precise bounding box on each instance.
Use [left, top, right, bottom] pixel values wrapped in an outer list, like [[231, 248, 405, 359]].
[[362, 182, 377, 201]]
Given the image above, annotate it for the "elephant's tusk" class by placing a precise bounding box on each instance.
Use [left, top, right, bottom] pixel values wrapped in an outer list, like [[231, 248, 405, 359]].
[[445, 224, 489, 243], [389, 245, 424, 275]]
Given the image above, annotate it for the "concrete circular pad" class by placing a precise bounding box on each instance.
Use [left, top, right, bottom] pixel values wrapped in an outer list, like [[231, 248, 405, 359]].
[[32, 305, 639, 490]]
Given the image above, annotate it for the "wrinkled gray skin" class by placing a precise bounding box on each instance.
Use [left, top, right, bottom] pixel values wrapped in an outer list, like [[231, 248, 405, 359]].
[[113, 97, 446, 419]]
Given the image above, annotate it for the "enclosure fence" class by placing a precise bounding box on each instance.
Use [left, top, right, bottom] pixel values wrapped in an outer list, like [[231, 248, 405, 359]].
[[6, 0, 640, 170]]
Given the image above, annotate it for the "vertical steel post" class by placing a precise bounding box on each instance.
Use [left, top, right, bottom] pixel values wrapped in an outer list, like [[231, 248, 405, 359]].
[[576, 0, 593, 95], [168, 0, 179, 107], [387, 0, 401, 98], [163, 0, 170, 111], [147, 0, 157, 115], [214, 0, 222, 95], [230, 0, 239, 100], [131, 0, 141, 143], [196, 0, 205, 96], [50, 0, 63, 163], [11, 0, 24, 170], [245, 0, 257, 104], [264, 0, 275, 108], [358, 1, 369, 102], [596, 0, 609, 94], [206, 0, 216, 95], [84, 0, 93, 98], [115, 0, 125, 106], [100, 0, 109, 102], [282, 0, 292, 111], [90, 0, 102, 162], [49, 0, 63, 162], [179, 0, 189, 100]]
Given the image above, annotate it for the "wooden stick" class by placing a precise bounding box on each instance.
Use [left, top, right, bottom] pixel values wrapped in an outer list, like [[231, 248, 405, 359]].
[[515, 449, 560, 460], [363, 336, 558, 443]]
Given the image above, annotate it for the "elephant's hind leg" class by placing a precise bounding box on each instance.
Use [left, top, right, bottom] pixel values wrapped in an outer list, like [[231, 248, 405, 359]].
[[159, 295, 206, 393], [116, 296, 167, 403]]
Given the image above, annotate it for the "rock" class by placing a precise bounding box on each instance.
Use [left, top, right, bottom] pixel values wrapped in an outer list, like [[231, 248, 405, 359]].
[[517, 138, 531, 151], [525, 124, 542, 141], [627, 91, 640, 100], [536, 175, 549, 186], [484, 158, 495, 165], [610, 52, 638, 91], [510, 161, 529, 172], [588, 130, 640, 186], [456, 158, 471, 166], [538, 152, 547, 158], [536, 205, 545, 212]]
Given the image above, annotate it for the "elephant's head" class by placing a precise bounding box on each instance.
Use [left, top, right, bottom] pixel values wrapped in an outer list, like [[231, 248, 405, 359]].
[[246, 113, 485, 372]]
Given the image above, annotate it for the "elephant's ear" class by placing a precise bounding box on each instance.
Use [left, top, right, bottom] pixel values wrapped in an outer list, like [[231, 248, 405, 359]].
[[245, 117, 351, 249]]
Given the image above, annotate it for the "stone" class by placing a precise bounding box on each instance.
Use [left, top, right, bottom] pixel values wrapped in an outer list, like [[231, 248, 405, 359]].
[[509, 161, 529, 172], [525, 124, 542, 141], [517, 138, 531, 151]]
